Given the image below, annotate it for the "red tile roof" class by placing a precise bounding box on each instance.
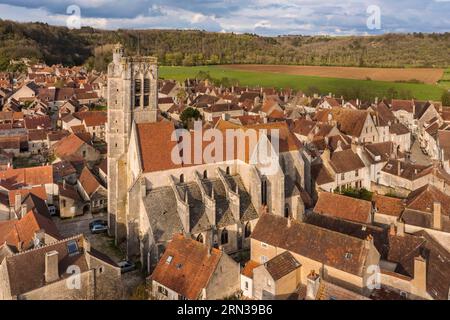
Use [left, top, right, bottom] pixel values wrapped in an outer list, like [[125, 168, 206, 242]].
[[314, 192, 372, 224], [151, 234, 222, 300]]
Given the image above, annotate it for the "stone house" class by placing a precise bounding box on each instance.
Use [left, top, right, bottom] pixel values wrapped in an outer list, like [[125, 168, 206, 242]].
[[58, 182, 87, 218], [77, 167, 107, 214], [250, 214, 380, 296], [378, 160, 433, 193], [150, 234, 240, 300], [51, 133, 100, 163], [251, 251, 302, 300], [0, 235, 122, 300]]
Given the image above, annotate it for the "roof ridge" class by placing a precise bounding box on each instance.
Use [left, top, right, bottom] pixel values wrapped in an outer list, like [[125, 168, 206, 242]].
[[9, 233, 83, 257]]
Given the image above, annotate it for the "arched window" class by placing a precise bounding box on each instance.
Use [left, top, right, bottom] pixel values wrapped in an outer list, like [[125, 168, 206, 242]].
[[196, 233, 204, 244], [203, 170, 208, 179], [284, 205, 290, 218], [221, 229, 228, 245], [226, 167, 230, 175], [244, 222, 251, 238], [180, 174, 184, 183], [261, 180, 267, 205]]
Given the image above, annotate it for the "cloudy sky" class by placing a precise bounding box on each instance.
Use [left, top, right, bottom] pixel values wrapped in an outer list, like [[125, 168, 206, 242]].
[[0, 0, 449, 35]]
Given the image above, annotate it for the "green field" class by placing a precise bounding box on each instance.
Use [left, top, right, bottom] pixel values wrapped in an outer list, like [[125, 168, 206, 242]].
[[159, 65, 446, 101], [438, 68, 450, 91]]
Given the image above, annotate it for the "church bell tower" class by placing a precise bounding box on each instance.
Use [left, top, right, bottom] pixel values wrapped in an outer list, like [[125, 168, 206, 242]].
[[107, 43, 158, 243]]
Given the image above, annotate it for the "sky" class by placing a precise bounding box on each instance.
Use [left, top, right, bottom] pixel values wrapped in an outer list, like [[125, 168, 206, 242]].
[[0, 0, 449, 36]]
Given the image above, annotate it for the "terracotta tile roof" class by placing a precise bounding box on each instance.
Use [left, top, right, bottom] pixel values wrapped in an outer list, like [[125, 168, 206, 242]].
[[389, 123, 410, 135], [4, 234, 116, 296], [0, 166, 53, 187], [52, 133, 89, 159], [27, 129, 47, 141], [251, 214, 369, 276], [136, 121, 182, 173], [24, 115, 51, 130], [79, 167, 101, 196], [314, 192, 372, 224], [330, 149, 365, 173], [150, 234, 222, 300], [0, 210, 60, 251], [391, 99, 414, 113], [382, 160, 432, 181], [311, 163, 334, 185], [58, 182, 82, 201], [8, 186, 47, 207], [405, 184, 450, 217], [373, 194, 405, 217], [74, 111, 107, 127], [137, 120, 301, 173], [241, 260, 260, 278], [264, 251, 301, 281], [315, 108, 369, 138]]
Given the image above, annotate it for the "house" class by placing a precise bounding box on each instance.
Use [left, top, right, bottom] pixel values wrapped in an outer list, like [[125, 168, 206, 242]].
[[362, 141, 397, 184], [0, 150, 13, 171], [202, 103, 244, 122], [150, 234, 240, 300], [0, 166, 56, 205], [401, 184, 450, 234], [27, 129, 48, 155], [250, 214, 380, 295], [58, 182, 87, 218], [315, 108, 378, 143], [74, 111, 107, 141], [314, 192, 372, 224], [51, 133, 100, 163], [379, 160, 433, 194], [251, 251, 302, 300], [0, 210, 60, 252], [438, 130, 450, 174], [391, 99, 415, 131], [372, 194, 406, 226], [320, 148, 370, 191], [0, 234, 122, 300], [379, 228, 450, 300], [9, 82, 39, 103], [77, 167, 107, 214]]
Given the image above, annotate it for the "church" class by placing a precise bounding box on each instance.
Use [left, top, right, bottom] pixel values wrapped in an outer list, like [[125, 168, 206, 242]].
[[107, 45, 308, 272]]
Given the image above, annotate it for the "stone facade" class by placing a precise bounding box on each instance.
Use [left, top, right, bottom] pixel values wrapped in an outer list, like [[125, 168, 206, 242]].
[[107, 44, 158, 243]]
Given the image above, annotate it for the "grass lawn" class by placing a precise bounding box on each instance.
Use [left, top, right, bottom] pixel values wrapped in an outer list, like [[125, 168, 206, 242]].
[[438, 68, 450, 91], [160, 65, 446, 101]]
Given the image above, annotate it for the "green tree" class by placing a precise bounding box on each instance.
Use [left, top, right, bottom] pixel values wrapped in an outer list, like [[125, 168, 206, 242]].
[[180, 107, 202, 128], [442, 91, 450, 106]]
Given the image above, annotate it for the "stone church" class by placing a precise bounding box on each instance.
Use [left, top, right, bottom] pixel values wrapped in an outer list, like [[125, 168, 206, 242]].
[[107, 45, 308, 272]]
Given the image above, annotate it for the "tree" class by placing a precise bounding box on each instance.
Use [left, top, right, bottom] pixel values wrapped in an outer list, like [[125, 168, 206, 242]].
[[180, 107, 202, 128], [442, 91, 450, 106]]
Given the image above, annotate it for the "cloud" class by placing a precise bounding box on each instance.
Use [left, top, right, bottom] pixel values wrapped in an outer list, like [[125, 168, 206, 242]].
[[0, 0, 449, 35]]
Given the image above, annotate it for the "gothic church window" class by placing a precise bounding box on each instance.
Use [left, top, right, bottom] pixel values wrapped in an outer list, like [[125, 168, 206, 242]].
[[244, 222, 251, 238], [221, 229, 228, 244]]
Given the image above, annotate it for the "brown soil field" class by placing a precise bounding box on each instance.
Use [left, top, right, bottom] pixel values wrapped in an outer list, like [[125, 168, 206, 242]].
[[223, 64, 444, 84]]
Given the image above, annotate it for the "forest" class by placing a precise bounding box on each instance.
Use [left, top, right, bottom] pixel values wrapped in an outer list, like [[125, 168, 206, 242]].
[[1, 20, 449, 72]]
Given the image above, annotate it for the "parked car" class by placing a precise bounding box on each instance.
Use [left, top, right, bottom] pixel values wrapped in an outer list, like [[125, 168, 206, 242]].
[[118, 260, 135, 273], [89, 219, 107, 229], [90, 224, 108, 234]]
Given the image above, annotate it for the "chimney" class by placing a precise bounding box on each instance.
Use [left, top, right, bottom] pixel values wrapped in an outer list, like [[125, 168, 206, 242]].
[[45, 251, 59, 283], [433, 202, 442, 230], [389, 223, 397, 236], [34, 229, 45, 247], [365, 235, 374, 250], [412, 256, 427, 294], [21, 205, 27, 218], [397, 161, 402, 176], [14, 193, 22, 213], [306, 271, 321, 300], [396, 218, 405, 236], [287, 218, 292, 228]]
